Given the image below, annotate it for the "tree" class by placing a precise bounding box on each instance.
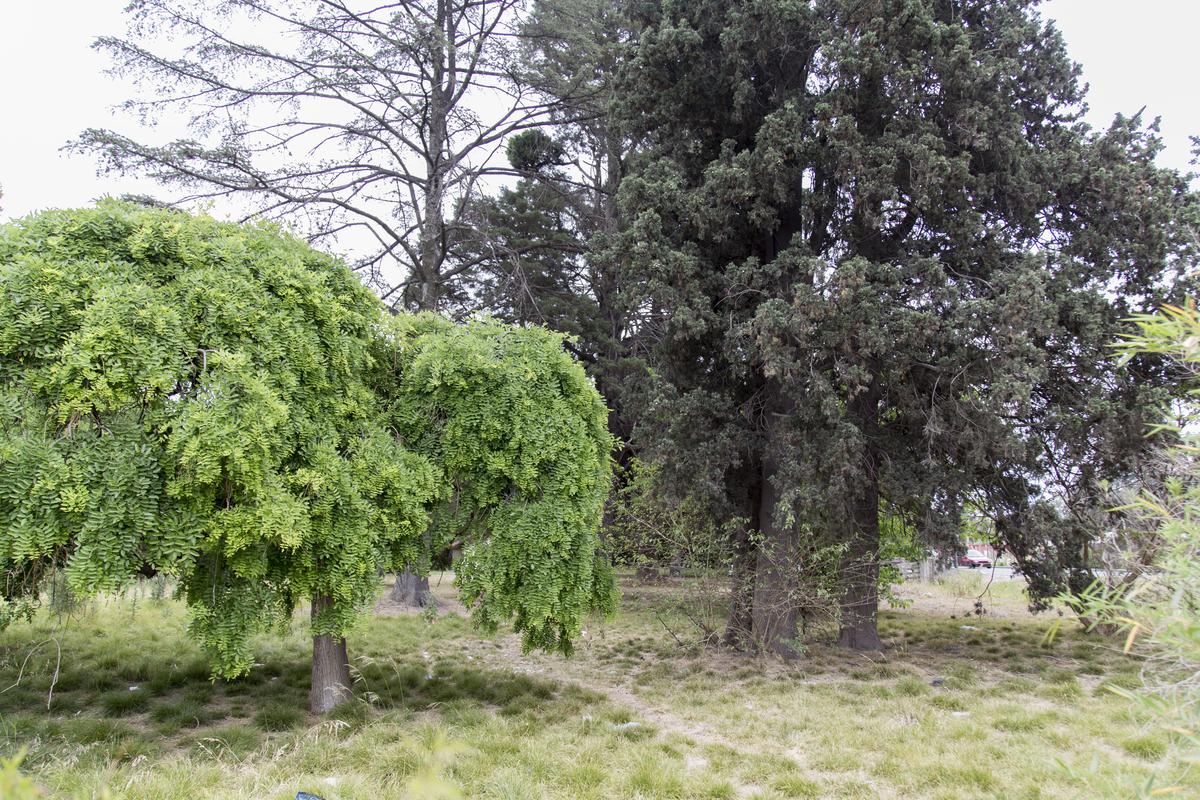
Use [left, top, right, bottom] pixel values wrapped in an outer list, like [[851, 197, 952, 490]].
[[456, 0, 643, 469], [74, 0, 552, 310], [612, 0, 1198, 654], [459, 153, 603, 356], [74, 0, 645, 607], [77, 0, 571, 608], [0, 203, 614, 712], [374, 313, 618, 650]]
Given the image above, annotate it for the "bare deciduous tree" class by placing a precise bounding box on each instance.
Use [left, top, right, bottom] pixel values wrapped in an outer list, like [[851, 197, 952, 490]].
[[75, 0, 554, 310]]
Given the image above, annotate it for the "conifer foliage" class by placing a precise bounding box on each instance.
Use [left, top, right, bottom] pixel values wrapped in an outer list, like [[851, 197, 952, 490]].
[[0, 203, 613, 711], [609, 0, 1198, 653]]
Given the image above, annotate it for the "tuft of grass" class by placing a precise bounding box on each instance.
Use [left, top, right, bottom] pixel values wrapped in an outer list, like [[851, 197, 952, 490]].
[[625, 752, 685, 798], [772, 774, 821, 797], [183, 723, 263, 760], [1122, 734, 1168, 761], [894, 676, 927, 697], [943, 663, 977, 690], [98, 688, 151, 716], [55, 717, 138, 746], [149, 699, 214, 730], [254, 701, 307, 732], [993, 711, 1050, 734]]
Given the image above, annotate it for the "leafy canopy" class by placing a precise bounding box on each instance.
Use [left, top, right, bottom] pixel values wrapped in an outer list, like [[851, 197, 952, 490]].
[[0, 202, 613, 674], [375, 314, 617, 652]]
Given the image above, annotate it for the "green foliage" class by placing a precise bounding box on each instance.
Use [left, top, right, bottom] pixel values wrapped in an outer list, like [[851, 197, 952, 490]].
[[1073, 301, 1200, 761], [606, 458, 731, 574], [0, 202, 613, 682], [505, 130, 566, 173], [607, 0, 1199, 649], [374, 314, 617, 653], [0, 752, 42, 799], [460, 179, 596, 346], [0, 202, 434, 675], [878, 502, 923, 605]]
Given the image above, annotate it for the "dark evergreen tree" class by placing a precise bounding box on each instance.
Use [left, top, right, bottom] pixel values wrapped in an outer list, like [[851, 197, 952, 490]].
[[611, 0, 1198, 653], [458, 0, 643, 453]]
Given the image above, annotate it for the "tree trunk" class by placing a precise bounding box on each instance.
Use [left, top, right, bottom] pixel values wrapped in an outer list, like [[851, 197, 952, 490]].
[[837, 476, 883, 650], [390, 569, 435, 608], [413, 0, 451, 314], [309, 593, 353, 713], [750, 433, 801, 658], [722, 464, 761, 650]]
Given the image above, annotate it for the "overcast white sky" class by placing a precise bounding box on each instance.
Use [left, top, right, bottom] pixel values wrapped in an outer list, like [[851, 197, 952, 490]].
[[0, 0, 1196, 223]]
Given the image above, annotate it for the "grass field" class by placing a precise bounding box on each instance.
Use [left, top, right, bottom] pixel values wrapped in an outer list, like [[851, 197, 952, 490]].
[[0, 571, 1193, 799]]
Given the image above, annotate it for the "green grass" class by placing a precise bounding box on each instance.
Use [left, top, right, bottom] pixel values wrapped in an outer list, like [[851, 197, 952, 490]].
[[0, 574, 1194, 799]]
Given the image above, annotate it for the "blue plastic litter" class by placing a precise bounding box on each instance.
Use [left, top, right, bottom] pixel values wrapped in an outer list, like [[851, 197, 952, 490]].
[[296, 793, 324, 800]]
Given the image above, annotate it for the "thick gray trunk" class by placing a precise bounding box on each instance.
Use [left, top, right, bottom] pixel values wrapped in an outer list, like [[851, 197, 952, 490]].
[[837, 475, 883, 651], [744, 386, 801, 657], [309, 593, 353, 713], [750, 437, 801, 658], [391, 569, 435, 608]]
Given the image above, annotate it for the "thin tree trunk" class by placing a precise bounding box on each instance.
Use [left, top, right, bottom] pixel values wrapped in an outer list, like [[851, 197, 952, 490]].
[[413, 0, 450, 313], [309, 593, 353, 713], [399, 30, 448, 602]]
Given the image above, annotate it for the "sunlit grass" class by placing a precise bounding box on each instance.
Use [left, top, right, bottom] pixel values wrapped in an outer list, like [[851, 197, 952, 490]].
[[0, 574, 1193, 798]]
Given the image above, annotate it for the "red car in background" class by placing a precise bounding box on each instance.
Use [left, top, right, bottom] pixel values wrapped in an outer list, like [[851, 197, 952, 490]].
[[958, 549, 993, 569]]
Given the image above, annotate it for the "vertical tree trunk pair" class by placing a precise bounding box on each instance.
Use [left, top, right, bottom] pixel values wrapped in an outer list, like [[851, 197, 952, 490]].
[[722, 467, 803, 657], [721, 387, 885, 655], [723, 386, 803, 657]]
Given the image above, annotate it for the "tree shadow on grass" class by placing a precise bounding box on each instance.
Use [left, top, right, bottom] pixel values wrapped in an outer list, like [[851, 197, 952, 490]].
[[0, 634, 602, 769]]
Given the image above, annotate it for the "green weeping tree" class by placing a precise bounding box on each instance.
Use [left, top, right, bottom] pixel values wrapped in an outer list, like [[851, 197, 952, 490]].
[[0, 203, 614, 712], [374, 314, 617, 647]]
